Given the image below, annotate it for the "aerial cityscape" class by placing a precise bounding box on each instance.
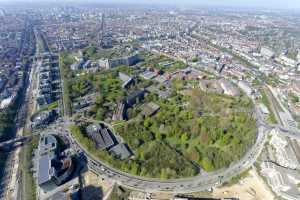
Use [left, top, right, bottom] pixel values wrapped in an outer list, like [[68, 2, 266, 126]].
[[1, 0, 300, 199]]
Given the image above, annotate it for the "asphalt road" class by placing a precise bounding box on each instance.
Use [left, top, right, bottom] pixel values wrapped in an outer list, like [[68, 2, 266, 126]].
[[53, 107, 269, 194], [60, 98, 300, 193], [51, 51, 299, 193]]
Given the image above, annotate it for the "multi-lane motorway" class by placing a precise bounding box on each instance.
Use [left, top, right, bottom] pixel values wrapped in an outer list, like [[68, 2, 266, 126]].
[[61, 91, 300, 194], [44, 77, 295, 193], [22, 83, 299, 194], [57, 102, 270, 194], [6, 73, 298, 195]]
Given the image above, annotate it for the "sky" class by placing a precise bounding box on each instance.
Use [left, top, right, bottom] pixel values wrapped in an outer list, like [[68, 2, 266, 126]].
[[0, 0, 299, 10]]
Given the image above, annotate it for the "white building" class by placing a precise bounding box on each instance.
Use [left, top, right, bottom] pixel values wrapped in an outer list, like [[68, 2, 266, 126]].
[[270, 132, 299, 169], [277, 55, 296, 67], [238, 81, 253, 96], [259, 103, 270, 115], [0, 95, 15, 109], [218, 79, 240, 97], [261, 47, 275, 59]]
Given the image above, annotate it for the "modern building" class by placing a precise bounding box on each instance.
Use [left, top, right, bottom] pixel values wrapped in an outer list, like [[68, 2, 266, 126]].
[[31, 110, 57, 129], [37, 93, 52, 106], [99, 54, 141, 69], [70, 58, 85, 70], [37, 134, 75, 191], [270, 132, 300, 169], [261, 161, 300, 200], [86, 124, 115, 150], [36, 54, 61, 108], [0, 94, 16, 110]]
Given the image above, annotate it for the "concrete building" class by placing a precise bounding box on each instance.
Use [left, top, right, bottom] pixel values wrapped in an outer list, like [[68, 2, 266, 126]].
[[260, 47, 275, 59], [140, 70, 158, 80], [112, 102, 126, 121], [141, 102, 160, 117], [218, 79, 240, 96], [99, 54, 141, 69], [261, 161, 300, 200], [270, 132, 300, 169], [277, 55, 296, 67], [109, 143, 132, 160], [238, 81, 253, 96], [126, 90, 145, 106]]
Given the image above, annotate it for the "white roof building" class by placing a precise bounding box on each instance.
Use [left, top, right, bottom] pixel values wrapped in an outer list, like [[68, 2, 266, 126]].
[[259, 103, 270, 115], [261, 47, 275, 59], [0, 96, 14, 109], [270, 132, 299, 169], [238, 81, 253, 96]]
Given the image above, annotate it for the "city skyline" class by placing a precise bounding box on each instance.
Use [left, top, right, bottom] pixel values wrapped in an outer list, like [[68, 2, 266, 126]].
[[1, 1, 300, 200], [0, 0, 300, 10]]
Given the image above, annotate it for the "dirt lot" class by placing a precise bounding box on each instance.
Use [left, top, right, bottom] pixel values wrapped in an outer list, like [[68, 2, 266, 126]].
[[81, 171, 114, 200], [212, 168, 275, 200]]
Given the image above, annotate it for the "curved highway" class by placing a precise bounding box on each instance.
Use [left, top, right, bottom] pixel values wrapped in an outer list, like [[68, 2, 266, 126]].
[[60, 106, 271, 193], [54, 80, 299, 193]]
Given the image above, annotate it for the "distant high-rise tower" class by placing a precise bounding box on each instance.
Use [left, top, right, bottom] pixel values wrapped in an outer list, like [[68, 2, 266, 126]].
[[98, 13, 112, 48], [98, 13, 105, 47]]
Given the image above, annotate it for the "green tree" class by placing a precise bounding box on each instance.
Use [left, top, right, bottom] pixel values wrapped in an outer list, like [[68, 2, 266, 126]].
[[201, 157, 214, 171]]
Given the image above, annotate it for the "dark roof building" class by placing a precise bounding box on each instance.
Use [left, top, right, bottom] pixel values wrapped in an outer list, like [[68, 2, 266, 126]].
[[109, 143, 132, 160], [119, 72, 134, 89], [31, 110, 57, 129], [126, 90, 145, 106], [141, 102, 160, 117], [86, 124, 115, 150]]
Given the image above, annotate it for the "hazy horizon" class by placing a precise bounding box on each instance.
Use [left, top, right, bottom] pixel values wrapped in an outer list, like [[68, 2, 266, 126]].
[[0, 0, 300, 10]]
